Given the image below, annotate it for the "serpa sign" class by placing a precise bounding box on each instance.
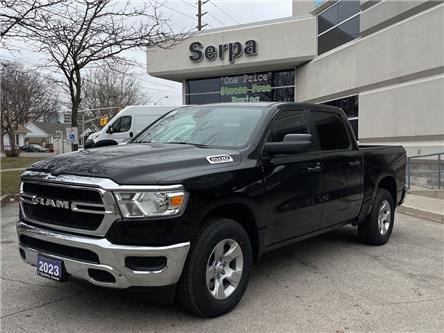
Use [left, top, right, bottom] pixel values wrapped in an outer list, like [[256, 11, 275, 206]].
[[189, 40, 258, 64]]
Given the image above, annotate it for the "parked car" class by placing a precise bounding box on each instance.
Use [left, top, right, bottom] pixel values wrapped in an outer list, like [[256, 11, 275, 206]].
[[20, 144, 48, 152], [46, 143, 54, 153], [84, 105, 179, 148], [18, 103, 406, 317]]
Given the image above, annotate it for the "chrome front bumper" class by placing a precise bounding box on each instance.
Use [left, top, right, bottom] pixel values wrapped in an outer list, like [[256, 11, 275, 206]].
[[17, 221, 190, 289]]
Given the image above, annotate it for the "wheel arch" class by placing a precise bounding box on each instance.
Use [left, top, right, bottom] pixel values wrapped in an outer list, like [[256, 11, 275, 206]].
[[201, 201, 261, 262], [377, 175, 397, 204]]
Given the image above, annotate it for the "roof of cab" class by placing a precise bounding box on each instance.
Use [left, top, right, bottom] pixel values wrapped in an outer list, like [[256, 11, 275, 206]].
[[197, 102, 343, 114]]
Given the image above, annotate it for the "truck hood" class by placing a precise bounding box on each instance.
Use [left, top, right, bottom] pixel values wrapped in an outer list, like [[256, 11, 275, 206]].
[[27, 143, 242, 185]]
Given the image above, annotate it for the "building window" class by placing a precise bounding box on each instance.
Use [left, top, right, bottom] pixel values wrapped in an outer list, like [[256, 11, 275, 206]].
[[185, 70, 295, 104], [317, 0, 360, 55], [322, 95, 359, 139]]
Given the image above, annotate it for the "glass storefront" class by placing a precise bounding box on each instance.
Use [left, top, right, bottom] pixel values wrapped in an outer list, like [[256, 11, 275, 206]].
[[185, 70, 295, 104], [185, 71, 358, 139]]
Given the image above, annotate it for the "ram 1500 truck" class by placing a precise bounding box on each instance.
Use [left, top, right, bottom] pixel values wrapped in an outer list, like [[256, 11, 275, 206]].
[[17, 103, 407, 317]]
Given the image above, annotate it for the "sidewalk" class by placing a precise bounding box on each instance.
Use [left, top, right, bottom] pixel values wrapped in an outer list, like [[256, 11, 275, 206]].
[[398, 191, 444, 223]]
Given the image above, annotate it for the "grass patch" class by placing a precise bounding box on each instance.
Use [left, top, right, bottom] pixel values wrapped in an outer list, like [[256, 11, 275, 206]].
[[1, 157, 47, 195], [1, 170, 23, 195], [0, 157, 45, 170]]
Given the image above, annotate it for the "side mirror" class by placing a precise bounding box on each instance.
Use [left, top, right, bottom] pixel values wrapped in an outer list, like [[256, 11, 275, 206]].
[[265, 134, 312, 155], [106, 127, 114, 134]]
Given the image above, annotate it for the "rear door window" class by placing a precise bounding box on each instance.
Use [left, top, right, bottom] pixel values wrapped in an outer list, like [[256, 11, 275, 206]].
[[311, 111, 350, 150]]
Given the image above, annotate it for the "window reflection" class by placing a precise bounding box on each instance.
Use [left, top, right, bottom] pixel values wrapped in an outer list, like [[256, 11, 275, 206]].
[[185, 70, 295, 104], [317, 0, 361, 54], [323, 95, 359, 138]]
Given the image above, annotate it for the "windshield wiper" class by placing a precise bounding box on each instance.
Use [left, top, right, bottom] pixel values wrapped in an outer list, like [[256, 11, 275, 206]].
[[137, 141, 208, 148], [167, 141, 208, 148]]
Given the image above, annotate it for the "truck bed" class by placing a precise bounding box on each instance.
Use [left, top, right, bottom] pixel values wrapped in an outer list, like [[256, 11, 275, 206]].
[[358, 144, 407, 222]]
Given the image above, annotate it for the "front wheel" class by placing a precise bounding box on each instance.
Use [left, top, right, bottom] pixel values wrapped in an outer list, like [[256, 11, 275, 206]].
[[358, 188, 395, 245], [176, 217, 252, 317]]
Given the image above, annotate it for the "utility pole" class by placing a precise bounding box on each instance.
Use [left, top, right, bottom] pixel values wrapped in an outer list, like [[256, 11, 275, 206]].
[[197, 0, 208, 31]]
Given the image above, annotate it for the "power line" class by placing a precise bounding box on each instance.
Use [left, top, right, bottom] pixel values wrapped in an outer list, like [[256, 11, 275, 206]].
[[209, 1, 240, 25], [181, 0, 196, 9], [139, 77, 182, 90], [140, 84, 181, 92], [206, 10, 226, 27], [162, 3, 196, 22], [197, 0, 208, 31], [177, 0, 215, 30]]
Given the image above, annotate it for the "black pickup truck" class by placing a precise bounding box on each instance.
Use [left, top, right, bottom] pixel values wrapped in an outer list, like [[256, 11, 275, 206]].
[[17, 103, 407, 317]]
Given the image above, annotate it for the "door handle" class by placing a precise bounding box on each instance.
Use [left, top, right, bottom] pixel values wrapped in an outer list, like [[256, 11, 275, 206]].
[[348, 161, 361, 167], [129, 132, 134, 138], [306, 163, 322, 173]]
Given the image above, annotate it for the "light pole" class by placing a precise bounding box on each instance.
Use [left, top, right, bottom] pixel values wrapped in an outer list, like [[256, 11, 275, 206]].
[[154, 96, 169, 105], [78, 106, 119, 145]]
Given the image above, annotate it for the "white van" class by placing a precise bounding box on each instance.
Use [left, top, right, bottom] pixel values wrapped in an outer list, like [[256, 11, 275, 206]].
[[85, 105, 179, 148]]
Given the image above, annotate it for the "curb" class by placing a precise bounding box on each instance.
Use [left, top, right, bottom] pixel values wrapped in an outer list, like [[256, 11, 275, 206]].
[[398, 205, 444, 224], [0, 194, 20, 206], [0, 195, 7, 204], [0, 167, 26, 172]]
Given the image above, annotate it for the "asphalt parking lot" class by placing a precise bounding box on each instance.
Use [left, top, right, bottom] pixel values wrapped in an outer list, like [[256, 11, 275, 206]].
[[1, 202, 443, 333]]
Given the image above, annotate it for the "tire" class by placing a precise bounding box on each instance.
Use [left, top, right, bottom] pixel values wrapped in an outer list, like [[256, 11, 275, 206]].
[[176, 217, 253, 317], [92, 140, 118, 148], [84, 139, 95, 149], [358, 188, 395, 245]]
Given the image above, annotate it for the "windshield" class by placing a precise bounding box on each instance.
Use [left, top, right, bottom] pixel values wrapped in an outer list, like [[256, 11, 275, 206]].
[[132, 105, 266, 149]]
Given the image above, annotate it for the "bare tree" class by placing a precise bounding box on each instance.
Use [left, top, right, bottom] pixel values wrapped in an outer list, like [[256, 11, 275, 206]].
[[0, 0, 63, 42], [81, 64, 149, 120], [0, 61, 59, 156], [14, 0, 189, 150]]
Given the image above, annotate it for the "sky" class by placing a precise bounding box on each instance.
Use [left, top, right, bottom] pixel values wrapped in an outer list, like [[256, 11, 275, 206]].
[[0, 0, 292, 107]]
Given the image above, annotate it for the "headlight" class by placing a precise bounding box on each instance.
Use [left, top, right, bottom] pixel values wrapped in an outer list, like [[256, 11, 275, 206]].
[[114, 190, 187, 218]]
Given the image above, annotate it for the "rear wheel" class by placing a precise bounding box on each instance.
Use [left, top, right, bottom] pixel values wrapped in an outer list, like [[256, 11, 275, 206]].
[[358, 189, 395, 245], [176, 217, 252, 317]]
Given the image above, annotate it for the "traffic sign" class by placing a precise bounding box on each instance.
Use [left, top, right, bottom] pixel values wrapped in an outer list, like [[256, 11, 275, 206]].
[[66, 127, 79, 144]]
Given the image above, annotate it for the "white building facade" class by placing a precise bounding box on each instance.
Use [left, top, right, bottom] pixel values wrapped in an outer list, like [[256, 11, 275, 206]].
[[147, 0, 444, 156]]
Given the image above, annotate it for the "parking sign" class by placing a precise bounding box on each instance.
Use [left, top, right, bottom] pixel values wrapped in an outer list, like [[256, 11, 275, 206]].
[[66, 127, 79, 144]]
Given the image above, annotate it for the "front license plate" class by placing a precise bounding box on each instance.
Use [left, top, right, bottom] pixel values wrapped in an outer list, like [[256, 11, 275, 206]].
[[37, 255, 63, 281]]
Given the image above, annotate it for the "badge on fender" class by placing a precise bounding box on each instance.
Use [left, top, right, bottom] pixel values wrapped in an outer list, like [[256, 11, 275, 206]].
[[206, 155, 234, 164]]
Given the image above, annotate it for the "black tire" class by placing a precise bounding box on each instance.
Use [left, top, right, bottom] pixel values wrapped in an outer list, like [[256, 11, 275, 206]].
[[92, 139, 118, 148], [358, 188, 395, 245], [176, 217, 252, 317], [84, 139, 95, 149]]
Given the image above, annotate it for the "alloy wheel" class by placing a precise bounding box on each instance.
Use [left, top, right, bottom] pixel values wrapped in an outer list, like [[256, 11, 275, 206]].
[[378, 200, 391, 235], [206, 239, 244, 300]]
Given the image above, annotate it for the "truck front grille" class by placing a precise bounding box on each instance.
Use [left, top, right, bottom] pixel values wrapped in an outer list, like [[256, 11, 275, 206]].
[[22, 182, 102, 203], [20, 181, 112, 234], [21, 202, 103, 230]]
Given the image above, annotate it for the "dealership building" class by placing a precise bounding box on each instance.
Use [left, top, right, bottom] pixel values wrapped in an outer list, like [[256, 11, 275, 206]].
[[147, 0, 444, 156]]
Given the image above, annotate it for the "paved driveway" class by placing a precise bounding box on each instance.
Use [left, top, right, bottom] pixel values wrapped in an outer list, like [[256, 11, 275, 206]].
[[1, 202, 443, 332]]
